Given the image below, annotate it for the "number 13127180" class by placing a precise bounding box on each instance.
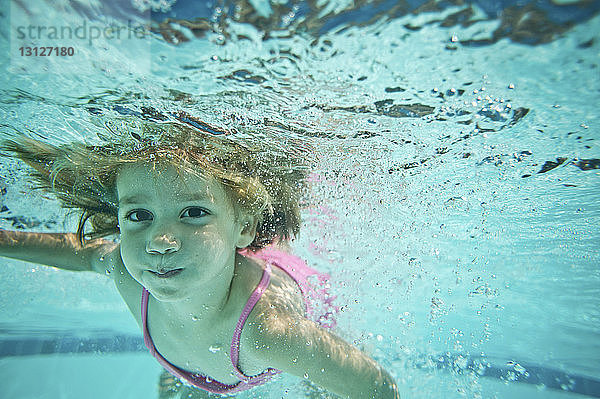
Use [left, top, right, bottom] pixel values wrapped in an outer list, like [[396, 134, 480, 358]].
[[19, 47, 75, 56]]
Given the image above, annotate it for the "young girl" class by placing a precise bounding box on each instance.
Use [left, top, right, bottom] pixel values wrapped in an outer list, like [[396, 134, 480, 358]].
[[0, 119, 399, 399]]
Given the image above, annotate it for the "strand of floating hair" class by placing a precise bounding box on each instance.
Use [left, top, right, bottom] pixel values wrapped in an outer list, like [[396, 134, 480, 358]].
[[77, 211, 92, 245]]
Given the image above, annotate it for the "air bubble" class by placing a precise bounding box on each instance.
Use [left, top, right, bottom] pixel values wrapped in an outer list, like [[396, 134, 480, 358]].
[[513, 363, 526, 374], [537, 384, 546, 391]]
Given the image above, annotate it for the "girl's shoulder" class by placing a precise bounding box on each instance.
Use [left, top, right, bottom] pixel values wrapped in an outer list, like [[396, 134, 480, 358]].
[[234, 248, 307, 374], [237, 247, 306, 316], [243, 246, 304, 304]]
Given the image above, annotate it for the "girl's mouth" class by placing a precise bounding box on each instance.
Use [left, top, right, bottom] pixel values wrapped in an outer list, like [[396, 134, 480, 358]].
[[150, 268, 184, 278]]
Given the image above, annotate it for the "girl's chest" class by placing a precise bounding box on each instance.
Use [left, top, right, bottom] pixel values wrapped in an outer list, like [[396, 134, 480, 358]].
[[113, 269, 259, 384], [148, 316, 245, 385]]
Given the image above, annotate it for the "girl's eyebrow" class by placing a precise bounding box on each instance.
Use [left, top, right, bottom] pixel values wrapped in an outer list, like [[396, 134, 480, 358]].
[[119, 195, 146, 205], [177, 193, 213, 202]]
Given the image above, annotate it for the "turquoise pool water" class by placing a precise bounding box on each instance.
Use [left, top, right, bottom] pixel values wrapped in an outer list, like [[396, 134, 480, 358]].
[[0, 1, 599, 398]]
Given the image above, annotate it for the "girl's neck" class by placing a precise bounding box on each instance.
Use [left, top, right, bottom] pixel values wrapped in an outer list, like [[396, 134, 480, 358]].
[[153, 253, 246, 324]]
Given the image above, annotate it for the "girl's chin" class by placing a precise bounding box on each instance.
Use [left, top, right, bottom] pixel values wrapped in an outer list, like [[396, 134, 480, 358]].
[[146, 285, 187, 302], [140, 271, 188, 301]]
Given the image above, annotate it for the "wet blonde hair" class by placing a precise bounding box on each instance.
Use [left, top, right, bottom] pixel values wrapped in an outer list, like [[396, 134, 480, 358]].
[[1, 121, 307, 249]]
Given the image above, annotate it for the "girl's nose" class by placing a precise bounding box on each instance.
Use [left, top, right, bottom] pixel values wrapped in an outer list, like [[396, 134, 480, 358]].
[[146, 234, 180, 255]]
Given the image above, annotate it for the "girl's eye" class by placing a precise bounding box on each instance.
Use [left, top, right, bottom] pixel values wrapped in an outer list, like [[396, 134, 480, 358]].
[[181, 207, 208, 218], [125, 209, 153, 222]]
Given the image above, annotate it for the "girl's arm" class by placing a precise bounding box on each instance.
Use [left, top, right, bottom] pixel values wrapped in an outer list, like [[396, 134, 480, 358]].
[[244, 308, 400, 399], [0, 229, 115, 274]]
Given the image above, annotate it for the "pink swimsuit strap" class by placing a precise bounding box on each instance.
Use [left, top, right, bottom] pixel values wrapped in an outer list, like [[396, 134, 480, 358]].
[[141, 262, 280, 394]]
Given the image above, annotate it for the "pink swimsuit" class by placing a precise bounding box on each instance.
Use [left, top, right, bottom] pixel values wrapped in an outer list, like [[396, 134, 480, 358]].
[[141, 246, 338, 394]]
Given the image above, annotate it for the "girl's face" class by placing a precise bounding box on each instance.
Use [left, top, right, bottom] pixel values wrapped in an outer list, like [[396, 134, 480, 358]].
[[116, 163, 253, 302]]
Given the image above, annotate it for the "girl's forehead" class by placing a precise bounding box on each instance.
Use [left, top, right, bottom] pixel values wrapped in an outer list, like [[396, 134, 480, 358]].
[[116, 163, 227, 203]]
